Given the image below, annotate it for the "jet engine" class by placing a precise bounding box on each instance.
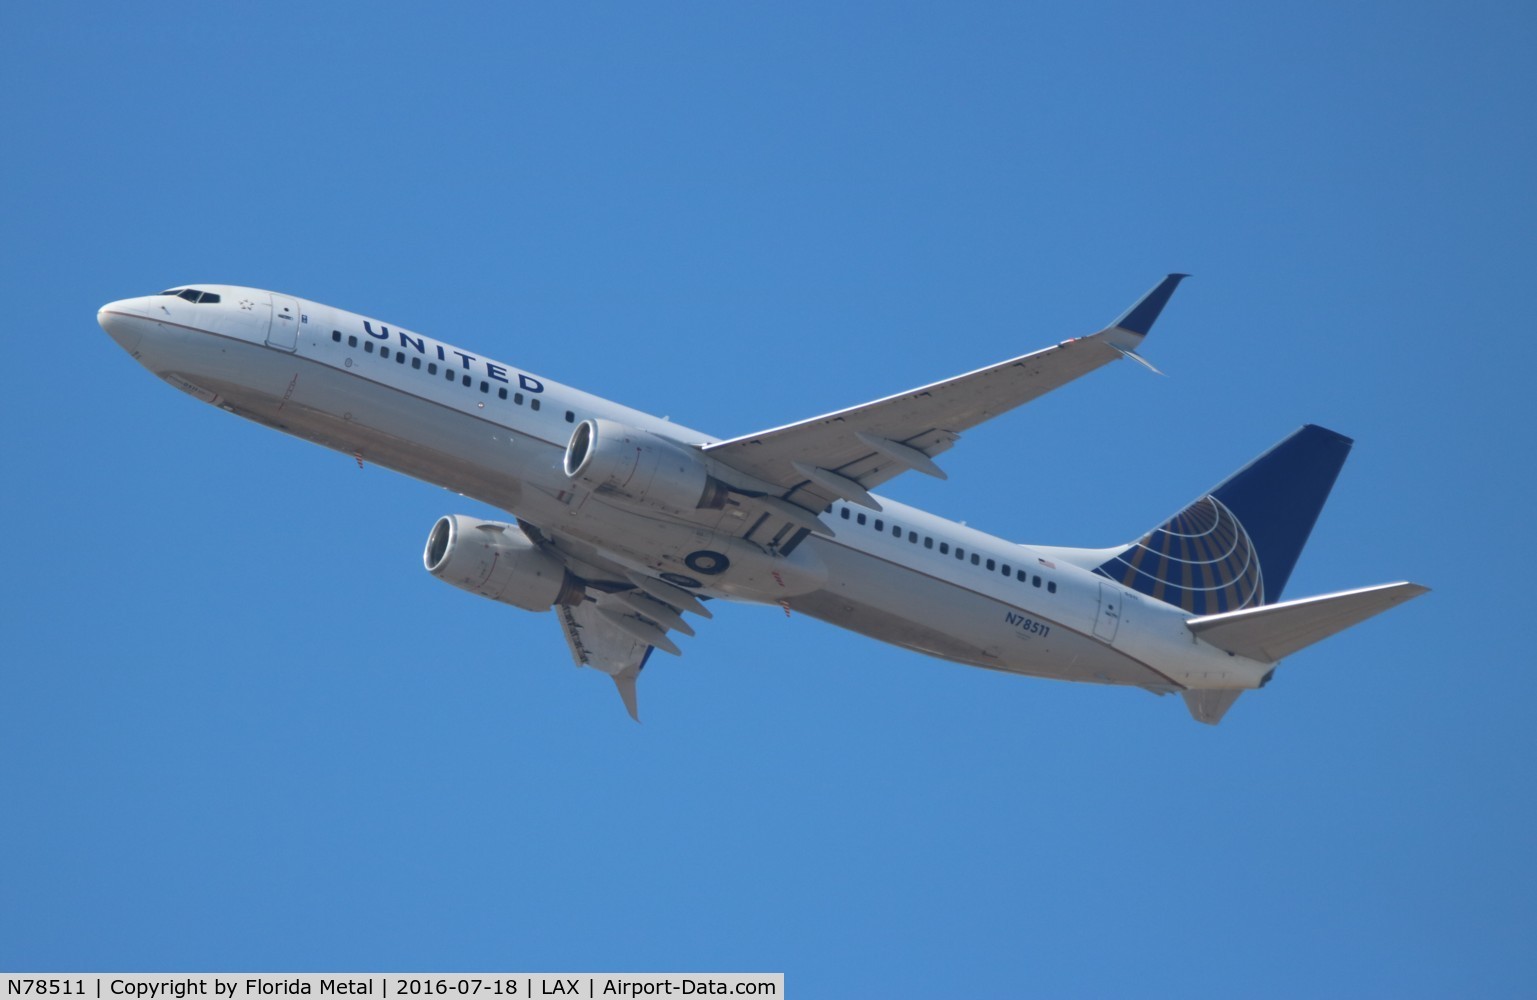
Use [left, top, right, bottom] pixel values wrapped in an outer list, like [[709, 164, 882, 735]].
[[563, 418, 729, 512], [423, 515, 586, 612]]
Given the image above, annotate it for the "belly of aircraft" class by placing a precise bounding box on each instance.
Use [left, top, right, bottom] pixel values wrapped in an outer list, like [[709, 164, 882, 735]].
[[789, 589, 1167, 687], [788, 540, 1173, 689]]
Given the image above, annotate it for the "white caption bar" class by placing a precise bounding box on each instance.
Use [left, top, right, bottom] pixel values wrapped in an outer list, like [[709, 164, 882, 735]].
[[2, 976, 783, 1000]]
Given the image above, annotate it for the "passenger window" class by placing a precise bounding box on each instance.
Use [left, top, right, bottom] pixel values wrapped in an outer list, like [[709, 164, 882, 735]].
[[364, 341, 374, 353], [856, 513, 867, 526], [1001, 564, 1011, 576], [396, 353, 405, 364], [514, 393, 524, 404], [428, 362, 438, 374], [840, 508, 850, 520], [1016, 570, 1026, 582], [411, 357, 421, 369], [908, 531, 918, 543], [565, 411, 575, 423], [331, 331, 341, 343], [970, 554, 980, 565], [891, 524, 900, 537], [531, 398, 541, 410], [461, 374, 471, 387], [955, 548, 965, 560], [1032, 575, 1041, 587], [1047, 581, 1057, 593], [986, 558, 996, 571], [923, 537, 933, 549], [480, 381, 489, 393], [347, 335, 358, 347], [874, 519, 884, 531], [381, 347, 390, 360], [498, 387, 508, 400], [940, 542, 949, 554]]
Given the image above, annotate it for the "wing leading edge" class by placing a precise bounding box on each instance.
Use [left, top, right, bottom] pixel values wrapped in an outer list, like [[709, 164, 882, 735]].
[[701, 275, 1188, 513]]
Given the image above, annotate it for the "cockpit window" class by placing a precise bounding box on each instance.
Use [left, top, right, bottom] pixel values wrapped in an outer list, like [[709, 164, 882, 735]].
[[157, 288, 220, 304]]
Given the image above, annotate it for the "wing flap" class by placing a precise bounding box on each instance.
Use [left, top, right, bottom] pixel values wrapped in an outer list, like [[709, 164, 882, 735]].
[[557, 601, 652, 671], [1186, 582, 1429, 663]]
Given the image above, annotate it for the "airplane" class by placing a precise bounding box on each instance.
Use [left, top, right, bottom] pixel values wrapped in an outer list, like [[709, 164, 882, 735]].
[[98, 276, 1426, 724]]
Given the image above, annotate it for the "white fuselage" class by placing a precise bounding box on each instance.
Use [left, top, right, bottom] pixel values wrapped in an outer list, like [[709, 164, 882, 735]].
[[99, 285, 1268, 694]]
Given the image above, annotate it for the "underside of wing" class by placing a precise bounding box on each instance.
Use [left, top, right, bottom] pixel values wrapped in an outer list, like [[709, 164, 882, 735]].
[[556, 601, 654, 720], [528, 521, 710, 720], [701, 276, 1186, 516]]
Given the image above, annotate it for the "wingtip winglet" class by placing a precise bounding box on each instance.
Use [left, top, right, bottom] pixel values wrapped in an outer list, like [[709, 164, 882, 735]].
[[612, 668, 641, 722], [1110, 273, 1190, 337]]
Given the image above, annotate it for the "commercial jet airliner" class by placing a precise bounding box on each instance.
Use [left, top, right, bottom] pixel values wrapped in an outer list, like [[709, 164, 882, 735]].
[[99, 277, 1426, 724]]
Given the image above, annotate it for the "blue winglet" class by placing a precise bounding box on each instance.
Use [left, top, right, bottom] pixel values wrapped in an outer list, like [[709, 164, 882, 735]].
[[1110, 274, 1190, 336]]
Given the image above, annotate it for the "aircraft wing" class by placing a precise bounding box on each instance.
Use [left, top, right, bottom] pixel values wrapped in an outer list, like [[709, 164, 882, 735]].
[[555, 583, 714, 722], [556, 600, 654, 721], [532, 521, 711, 721], [702, 275, 1187, 515]]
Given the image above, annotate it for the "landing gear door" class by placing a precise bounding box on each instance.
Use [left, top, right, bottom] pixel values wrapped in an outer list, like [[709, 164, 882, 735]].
[[267, 295, 300, 352]]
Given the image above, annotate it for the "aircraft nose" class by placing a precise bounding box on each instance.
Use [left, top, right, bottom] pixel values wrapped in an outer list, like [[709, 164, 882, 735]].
[[99, 298, 146, 354]]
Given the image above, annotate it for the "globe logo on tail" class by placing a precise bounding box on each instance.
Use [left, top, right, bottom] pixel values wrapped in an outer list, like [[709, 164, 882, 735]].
[[1094, 495, 1264, 614]]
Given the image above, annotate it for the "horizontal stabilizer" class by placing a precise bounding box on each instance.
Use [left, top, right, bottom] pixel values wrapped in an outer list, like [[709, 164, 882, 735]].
[[1186, 582, 1429, 663], [1182, 689, 1243, 725]]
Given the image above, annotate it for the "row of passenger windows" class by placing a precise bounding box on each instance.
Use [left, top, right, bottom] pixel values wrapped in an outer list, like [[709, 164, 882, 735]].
[[331, 330, 575, 423], [159, 288, 221, 304], [835, 505, 1057, 592]]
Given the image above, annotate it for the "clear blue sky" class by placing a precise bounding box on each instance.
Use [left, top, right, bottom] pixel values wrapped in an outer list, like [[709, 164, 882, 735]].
[[3, 2, 1533, 995]]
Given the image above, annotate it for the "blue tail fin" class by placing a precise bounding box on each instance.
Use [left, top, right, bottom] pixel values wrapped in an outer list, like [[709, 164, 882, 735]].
[[1093, 425, 1353, 612]]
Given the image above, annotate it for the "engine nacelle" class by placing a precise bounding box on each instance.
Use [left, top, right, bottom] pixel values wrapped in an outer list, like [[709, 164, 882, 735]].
[[563, 418, 728, 512], [423, 515, 585, 613]]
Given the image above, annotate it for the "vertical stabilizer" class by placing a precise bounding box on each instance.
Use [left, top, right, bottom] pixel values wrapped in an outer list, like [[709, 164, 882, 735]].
[[1095, 425, 1353, 611]]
